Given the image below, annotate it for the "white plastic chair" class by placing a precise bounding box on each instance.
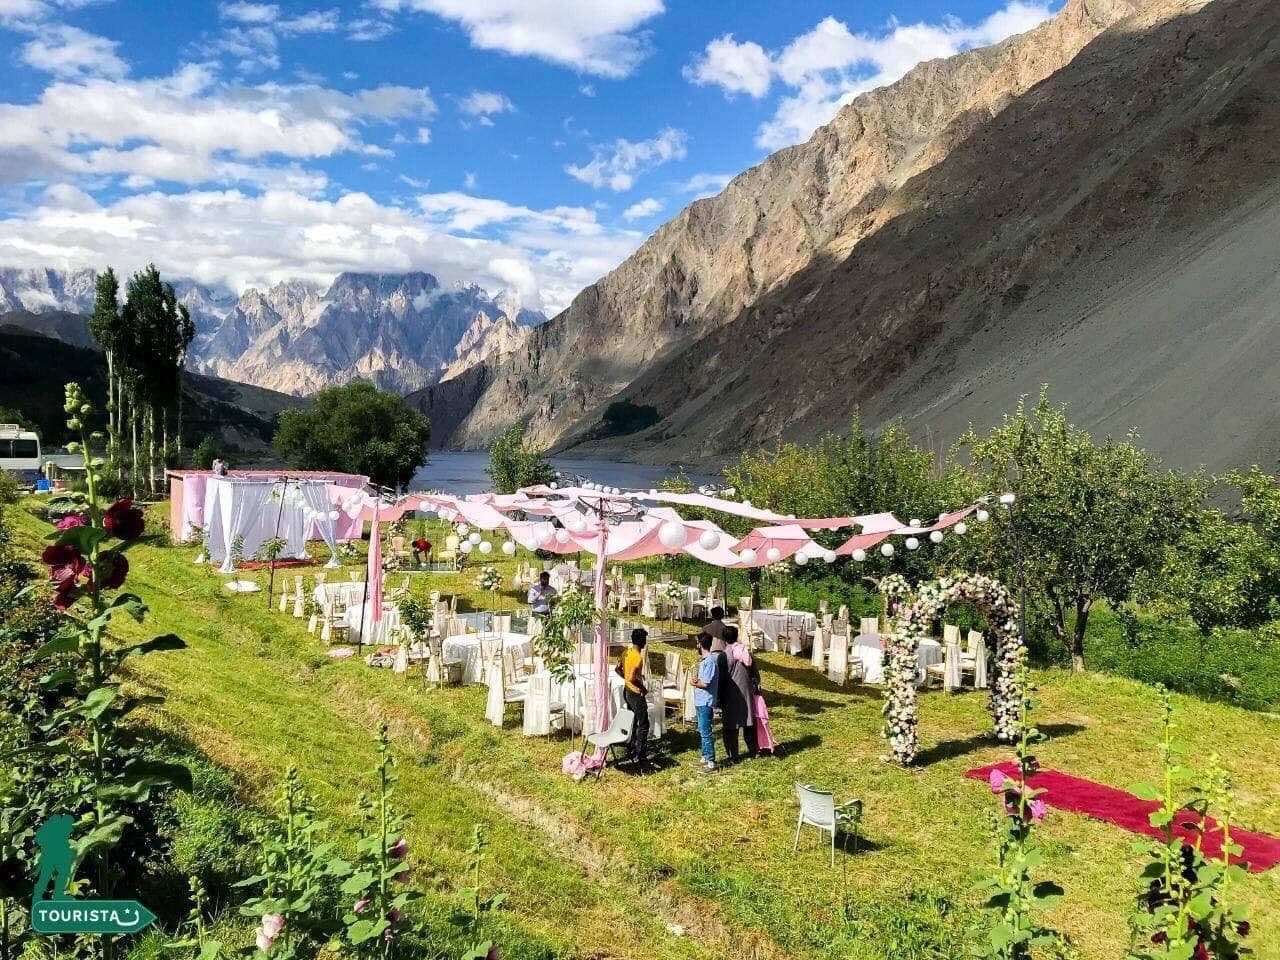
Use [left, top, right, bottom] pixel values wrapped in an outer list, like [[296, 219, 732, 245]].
[[793, 783, 863, 866], [585, 707, 634, 776]]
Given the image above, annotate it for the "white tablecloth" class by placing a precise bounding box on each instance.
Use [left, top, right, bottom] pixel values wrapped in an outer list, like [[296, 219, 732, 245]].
[[346, 603, 400, 646], [442, 632, 533, 685], [849, 633, 943, 687], [542, 664, 661, 739], [747, 610, 816, 651], [314, 581, 365, 607]]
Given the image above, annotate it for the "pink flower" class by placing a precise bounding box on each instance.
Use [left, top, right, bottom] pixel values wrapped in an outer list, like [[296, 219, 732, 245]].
[[353, 898, 370, 913], [386, 908, 404, 924], [260, 914, 285, 939], [1029, 798, 1046, 821], [256, 930, 275, 953], [486, 947, 500, 960], [56, 514, 87, 530], [99, 552, 128, 590], [988, 769, 1006, 794], [389, 838, 408, 859]]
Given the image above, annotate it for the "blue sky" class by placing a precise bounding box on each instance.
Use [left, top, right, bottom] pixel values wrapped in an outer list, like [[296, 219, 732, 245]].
[[0, 0, 1054, 314]]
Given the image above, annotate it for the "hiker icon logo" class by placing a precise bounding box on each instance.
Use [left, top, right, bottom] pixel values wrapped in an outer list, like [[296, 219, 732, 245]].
[[29, 815, 156, 936]]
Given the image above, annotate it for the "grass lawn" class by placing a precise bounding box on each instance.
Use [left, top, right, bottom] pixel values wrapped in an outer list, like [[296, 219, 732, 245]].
[[11, 504, 1280, 959]]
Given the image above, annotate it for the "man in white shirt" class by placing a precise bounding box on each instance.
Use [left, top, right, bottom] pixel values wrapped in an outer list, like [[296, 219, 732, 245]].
[[528, 571, 558, 619]]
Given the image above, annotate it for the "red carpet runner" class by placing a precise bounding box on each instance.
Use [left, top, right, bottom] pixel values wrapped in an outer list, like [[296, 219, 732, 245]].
[[966, 762, 1280, 873]]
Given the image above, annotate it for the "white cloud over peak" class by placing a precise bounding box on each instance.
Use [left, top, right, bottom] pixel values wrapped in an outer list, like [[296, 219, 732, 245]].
[[374, 0, 664, 77], [621, 196, 661, 220], [22, 25, 127, 79], [687, 2, 1053, 150], [675, 171, 734, 198], [682, 33, 770, 98], [458, 89, 514, 118], [566, 127, 686, 192]]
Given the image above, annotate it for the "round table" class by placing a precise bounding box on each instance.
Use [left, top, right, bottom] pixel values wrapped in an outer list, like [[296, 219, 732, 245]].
[[345, 602, 400, 646], [746, 610, 817, 651], [850, 634, 943, 686], [314, 581, 365, 608], [442, 632, 533, 685], [542, 664, 660, 738]]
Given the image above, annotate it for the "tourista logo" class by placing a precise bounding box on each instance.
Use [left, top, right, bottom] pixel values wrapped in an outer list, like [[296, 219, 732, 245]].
[[29, 814, 156, 936]]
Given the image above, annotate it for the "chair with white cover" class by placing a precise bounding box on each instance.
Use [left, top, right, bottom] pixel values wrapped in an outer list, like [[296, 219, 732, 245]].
[[659, 572, 672, 585], [925, 642, 963, 691], [860, 616, 880, 637], [278, 574, 298, 614], [585, 707, 634, 777], [663, 667, 687, 722], [493, 614, 512, 637], [786, 613, 808, 656], [836, 604, 849, 623], [826, 628, 849, 685], [810, 626, 827, 672], [484, 652, 527, 727], [576, 679, 599, 736], [522, 674, 566, 736], [689, 574, 701, 590], [793, 783, 863, 867], [320, 596, 348, 643], [818, 599, 829, 617], [634, 573, 646, 588], [682, 675, 697, 725], [963, 630, 989, 688], [646, 681, 667, 740], [943, 623, 961, 647]]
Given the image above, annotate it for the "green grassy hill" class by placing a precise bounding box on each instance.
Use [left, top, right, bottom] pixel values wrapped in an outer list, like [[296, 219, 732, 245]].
[[8, 502, 1279, 959]]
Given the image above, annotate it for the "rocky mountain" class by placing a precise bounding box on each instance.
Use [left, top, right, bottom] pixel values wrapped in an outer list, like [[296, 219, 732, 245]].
[[0, 269, 545, 396], [412, 0, 1280, 473]]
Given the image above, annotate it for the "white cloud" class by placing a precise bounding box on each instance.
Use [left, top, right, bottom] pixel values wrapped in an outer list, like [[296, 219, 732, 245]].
[[0, 66, 434, 189], [280, 9, 339, 33], [0, 185, 644, 314], [375, 0, 664, 77], [686, 2, 1053, 150], [22, 25, 127, 79], [347, 17, 394, 41], [0, 0, 47, 24], [683, 34, 771, 98], [463, 171, 478, 189], [219, 1, 278, 23], [566, 127, 686, 192], [621, 196, 661, 220], [675, 171, 733, 197], [415, 126, 431, 143], [458, 90, 514, 117], [578, 83, 595, 97]]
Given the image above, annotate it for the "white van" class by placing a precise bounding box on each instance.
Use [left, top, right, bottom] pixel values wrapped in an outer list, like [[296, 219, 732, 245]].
[[0, 424, 42, 485]]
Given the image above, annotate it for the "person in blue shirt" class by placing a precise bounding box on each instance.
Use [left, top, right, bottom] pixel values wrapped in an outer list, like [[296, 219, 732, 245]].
[[690, 632, 720, 772]]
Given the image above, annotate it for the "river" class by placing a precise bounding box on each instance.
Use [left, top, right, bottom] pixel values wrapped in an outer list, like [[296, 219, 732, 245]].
[[410, 451, 716, 496]]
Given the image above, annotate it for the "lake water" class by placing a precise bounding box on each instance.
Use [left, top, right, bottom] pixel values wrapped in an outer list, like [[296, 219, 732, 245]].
[[411, 451, 716, 496]]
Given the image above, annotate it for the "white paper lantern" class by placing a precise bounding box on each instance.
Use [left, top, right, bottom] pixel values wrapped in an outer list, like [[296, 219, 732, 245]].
[[743, 500, 753, 508], [852, 548, 867, 562], [328, 510, 339, 521], [794, 552, 809, 566], [658, 522, 687, 549], [459, 540, 474, 554], [478, 540, 492, 554], [535, 528, 553, 547], [822, 549, 836, 564], [468, 532, 481, 545], [910, 518, 922, 528], [977, 508, 991, 522], [648, 488, 658, 497], [457, 523, 470, 536], [765, 547, 781, 563], [929, 530, 944, 544], [501, 540, 516, 556], [549, 482, 558, 490], [954, 522, 968, 535], [554, 529, 571, 544], [880, 543, 895, 557], [610, 486, 620, 495], [739, 547, 758, 564], [697, 529, 720, 551], [906, 537, 920, 551], [999, 492, 1017, 506]]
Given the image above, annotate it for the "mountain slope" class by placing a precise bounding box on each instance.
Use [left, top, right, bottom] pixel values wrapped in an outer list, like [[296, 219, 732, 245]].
[[416, 0, 1280, 473]]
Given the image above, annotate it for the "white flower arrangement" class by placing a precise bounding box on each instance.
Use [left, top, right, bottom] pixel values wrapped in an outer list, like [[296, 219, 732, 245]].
[[473, 565, 502, 592], [879, 571, 1024, 765]]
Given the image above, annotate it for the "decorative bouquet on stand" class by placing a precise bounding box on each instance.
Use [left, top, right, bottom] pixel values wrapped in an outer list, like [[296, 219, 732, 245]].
[[473, 565, 503, 593], [656, 579, 685, 634]]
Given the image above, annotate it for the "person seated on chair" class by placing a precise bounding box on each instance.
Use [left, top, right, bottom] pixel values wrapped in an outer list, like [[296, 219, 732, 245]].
[[704, 606, 728, 650], [411, 534, 432, 566], [690, 632, 719, 773], [615, 627, 650, 767], [527, 571, 558, 620]]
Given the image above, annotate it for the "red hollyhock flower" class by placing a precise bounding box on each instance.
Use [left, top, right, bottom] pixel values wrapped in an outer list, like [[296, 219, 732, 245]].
[[99, 553, 128, 590], [42, 543, 81, 567], [103, 498, 145, 541]]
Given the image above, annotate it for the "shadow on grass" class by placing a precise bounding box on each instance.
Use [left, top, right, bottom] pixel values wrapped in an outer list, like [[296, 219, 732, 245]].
[[914, 722, 1086, 767]]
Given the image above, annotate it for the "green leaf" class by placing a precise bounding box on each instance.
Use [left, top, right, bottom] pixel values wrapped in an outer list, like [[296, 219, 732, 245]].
[[1130, 782, 1161, 801], [52, 525, 107, 555], [347, 918, 390, 945], [123, 759, 193, 792], [77, 685, 119, 719], [106, 593, 148, 623], [340, 871, 375, 895], [117, 633, 186, 662], [33, 634, 80, 659]]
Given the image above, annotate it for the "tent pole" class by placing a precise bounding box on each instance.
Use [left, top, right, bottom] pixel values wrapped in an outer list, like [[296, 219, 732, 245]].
[[358, 518, 371, 655], [267, 476, 290, 609]]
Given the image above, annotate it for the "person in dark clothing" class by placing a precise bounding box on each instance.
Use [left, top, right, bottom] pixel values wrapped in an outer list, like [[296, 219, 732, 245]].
[[704, 607, 728, 650], [616, 627, 650, 765], [718, 625, 757, 762]]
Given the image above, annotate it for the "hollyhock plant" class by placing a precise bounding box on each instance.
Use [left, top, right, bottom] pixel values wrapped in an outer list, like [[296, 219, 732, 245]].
[[103, 496, 146, 541], [56, 513, 88, 530]]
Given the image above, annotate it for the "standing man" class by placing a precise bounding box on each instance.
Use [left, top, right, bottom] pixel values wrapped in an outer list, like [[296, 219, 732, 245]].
[[690, 632, 720, 773], [704, 606, 728, 651], [527, 570, 558, 622], [616, 627, 650, 766]]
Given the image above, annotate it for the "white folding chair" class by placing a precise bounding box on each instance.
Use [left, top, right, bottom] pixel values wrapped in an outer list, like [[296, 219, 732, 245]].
[[585, 707, 634, 776]]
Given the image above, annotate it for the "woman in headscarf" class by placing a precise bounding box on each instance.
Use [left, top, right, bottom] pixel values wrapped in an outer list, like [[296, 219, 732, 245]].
[[718, 625, 756, 762]]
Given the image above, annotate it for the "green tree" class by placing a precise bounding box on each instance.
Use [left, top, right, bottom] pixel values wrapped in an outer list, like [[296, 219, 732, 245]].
[[274, 382, 430, 489], [485, 422, 554, 494], [954, 390, 1201, 671], [87, 269, 124, 476], [192, 436, 219, 471]]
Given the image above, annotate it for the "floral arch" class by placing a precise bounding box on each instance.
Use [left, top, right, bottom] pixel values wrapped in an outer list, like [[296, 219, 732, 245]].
[[880, 573, 1024, 765]]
